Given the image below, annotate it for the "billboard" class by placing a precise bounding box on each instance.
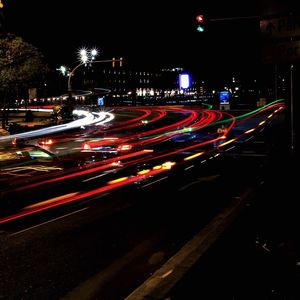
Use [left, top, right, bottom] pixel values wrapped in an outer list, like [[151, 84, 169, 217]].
[[179, 74, 191, 89], [97, 97, 104, 106], [219, 91, 231, 104]]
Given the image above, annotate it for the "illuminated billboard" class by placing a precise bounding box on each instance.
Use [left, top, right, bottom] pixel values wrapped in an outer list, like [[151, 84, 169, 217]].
[[219, 91, 231, 104], [97, 97, 104, 106], [179, 73, 191, 89]]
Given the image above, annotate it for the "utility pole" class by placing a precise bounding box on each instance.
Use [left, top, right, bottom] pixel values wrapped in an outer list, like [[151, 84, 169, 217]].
[[0, 0, 4, 34], [290, 63, 295, 154]]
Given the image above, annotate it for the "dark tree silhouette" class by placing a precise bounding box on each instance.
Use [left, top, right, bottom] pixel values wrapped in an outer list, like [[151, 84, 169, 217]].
[[0, 34, 49, 128]]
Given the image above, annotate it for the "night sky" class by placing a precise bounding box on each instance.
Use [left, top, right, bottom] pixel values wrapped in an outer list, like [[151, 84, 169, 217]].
[[2, 0, 296, 82]]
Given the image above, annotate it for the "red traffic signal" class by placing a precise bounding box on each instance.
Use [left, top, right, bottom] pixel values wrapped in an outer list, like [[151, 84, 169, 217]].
[[196, 15, 204, 23], [195, 14, 205, 32]]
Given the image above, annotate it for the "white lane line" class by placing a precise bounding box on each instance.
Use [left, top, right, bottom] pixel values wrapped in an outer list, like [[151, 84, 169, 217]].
[[141, 176, 168, 188], [225, 146, 236, 152], [125, 188, 253, 300], [82, 173, 108, 182], [184, 165, 194, 171], [10, 207, 89, 236]]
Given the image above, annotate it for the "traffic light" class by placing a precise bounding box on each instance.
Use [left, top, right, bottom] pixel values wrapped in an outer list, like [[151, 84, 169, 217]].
[[112, 57, 116, 67], [196, 14, 205, 32], [119, 57, 123, 67]]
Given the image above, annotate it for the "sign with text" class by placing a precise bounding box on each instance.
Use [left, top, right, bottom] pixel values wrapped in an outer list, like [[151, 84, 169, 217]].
[[219, 91, 231, 104], [179, 73, 191, 89], [260, 16, 300, 39], [262, 40, 300, 64]]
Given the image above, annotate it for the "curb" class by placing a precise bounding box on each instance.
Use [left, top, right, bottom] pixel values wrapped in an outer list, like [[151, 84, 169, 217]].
[[125, 189, 254, 300]]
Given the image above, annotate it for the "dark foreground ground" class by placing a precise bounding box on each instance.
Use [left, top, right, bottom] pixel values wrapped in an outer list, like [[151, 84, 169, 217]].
[[167, 151, 300, 300]]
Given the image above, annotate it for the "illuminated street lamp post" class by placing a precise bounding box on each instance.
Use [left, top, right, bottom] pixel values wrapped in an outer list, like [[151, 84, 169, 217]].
[[66, 47, 98, 102], [58, 48, 123, 103]]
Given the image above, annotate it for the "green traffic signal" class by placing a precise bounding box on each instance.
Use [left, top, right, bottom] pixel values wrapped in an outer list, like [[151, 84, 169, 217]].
[[196, 14, 205, 32], [197, 25, 204, 32]]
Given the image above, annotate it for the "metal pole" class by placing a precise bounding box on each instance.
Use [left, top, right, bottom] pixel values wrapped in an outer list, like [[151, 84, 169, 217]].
[[67, 62, 85, 102], [290, 63, 295, 154], [274, 64, 278, 100], [66, 58, 121, 103], [67, 59, 119, 96]]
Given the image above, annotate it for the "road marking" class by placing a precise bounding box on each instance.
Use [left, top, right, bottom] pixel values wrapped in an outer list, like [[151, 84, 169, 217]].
[[225, 146, 236, 152], [178, 175, 220, 191], [245, 136, 254, 142], [125, 188, 253, 300], [10, 207, 89, 236], [62, 235, 162, 300], [184, 165, 194, 171], [141, 176, 168, 188], [82, 173, 108, 182]]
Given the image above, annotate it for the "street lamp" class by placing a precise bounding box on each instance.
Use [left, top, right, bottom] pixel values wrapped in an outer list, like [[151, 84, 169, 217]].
[[65, 47, 99, 102], [58, 65, 67, 76], [58, 47, 123, 103], [77, 47, 98, 65], [68, 47, 98, 98]]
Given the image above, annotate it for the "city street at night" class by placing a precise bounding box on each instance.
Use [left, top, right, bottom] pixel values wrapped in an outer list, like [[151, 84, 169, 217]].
[[1, 0, 299, 299]]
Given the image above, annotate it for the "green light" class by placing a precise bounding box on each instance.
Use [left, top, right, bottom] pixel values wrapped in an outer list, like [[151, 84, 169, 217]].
[[197, 25, 204, 32]]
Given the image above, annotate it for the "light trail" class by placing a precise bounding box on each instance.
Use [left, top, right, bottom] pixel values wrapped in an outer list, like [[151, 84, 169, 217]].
[[0, 101, 285, 224], [0, 109, 114, 142]]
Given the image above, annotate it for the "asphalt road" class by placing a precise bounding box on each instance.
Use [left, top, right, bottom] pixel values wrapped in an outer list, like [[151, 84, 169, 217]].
[[0, 148, 279, 299], [0, 105, 291, 300]]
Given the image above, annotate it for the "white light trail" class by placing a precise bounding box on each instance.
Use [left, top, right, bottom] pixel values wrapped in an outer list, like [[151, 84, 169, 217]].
[[0, 109, 114, 142]]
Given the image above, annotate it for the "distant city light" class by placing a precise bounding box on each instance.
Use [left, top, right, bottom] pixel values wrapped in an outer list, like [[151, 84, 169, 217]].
[[58, 65, 67, 76]]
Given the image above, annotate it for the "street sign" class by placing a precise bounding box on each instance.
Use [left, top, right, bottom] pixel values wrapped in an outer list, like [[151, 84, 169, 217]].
[[262, 40, 300, 64], [260, 16, 300, 39], [219, 91, 231, 104]]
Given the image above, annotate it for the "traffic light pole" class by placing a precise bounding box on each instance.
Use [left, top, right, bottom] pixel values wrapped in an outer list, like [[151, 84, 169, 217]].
[[195, 14, 260, 33], [290, 63, 295, 155], [209, 15, 260, 22], [67, 62, 85, 102]]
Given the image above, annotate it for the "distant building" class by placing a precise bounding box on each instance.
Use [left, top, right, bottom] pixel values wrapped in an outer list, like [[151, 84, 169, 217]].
[[76, 65, 202, 105]]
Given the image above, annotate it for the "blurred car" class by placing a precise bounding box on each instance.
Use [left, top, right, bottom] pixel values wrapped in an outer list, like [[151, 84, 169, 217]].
[[0, 145, 66, 183], [81, 138, 134, 157], [0, 145, 58, 169]]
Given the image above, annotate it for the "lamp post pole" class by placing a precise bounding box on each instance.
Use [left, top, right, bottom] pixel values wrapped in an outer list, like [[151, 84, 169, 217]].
[[66, 58, 122, 102], [67, 62, 85, 102], [66, 47, 99, 103]]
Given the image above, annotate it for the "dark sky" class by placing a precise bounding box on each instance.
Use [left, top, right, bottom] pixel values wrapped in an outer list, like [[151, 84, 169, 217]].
[[3, 0, 294, 81]]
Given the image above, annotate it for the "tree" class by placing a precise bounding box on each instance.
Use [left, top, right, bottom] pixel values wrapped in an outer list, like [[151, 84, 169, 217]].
[[0, 33, 49, 128]]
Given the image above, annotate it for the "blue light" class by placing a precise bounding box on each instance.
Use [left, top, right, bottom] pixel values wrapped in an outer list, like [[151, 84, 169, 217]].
[[97, 97, 104, 106], [220, 91, 231, 104]]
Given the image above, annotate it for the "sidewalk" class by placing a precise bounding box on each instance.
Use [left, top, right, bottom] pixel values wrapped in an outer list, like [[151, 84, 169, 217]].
[[166, 155, 300, 299], [125, 131, 299, 300]]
